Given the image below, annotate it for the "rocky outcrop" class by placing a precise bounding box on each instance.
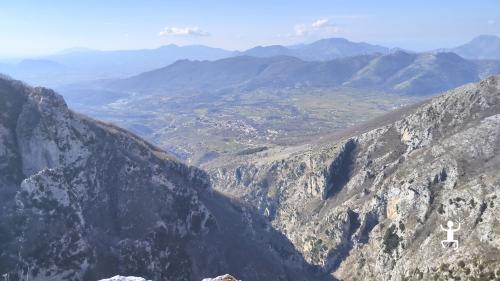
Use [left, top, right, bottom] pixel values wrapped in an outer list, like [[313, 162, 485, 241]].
[[0, 77, 332, 281], [202, 274, 239, 281], [207, 76, 500, 280], [99, 276, 151, 281]]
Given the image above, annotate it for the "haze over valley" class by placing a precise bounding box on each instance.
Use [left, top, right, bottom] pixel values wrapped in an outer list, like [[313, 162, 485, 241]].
[[3, 35, 499, 164], [53, 37, 500, 164]]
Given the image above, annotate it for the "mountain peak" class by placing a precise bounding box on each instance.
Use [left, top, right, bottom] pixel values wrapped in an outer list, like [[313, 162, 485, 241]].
[[157, 43, 180, 48], [240, 37, 390, 60], [451, 34, 500, 59], [471, 34, 500, 42], [313, 37, 351, 43], [56, 47, 98, 55]]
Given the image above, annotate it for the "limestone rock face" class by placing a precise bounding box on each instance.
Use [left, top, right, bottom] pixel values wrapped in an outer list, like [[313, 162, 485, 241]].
[[0, 77, 331, 281], [207, 76, 500, 280]]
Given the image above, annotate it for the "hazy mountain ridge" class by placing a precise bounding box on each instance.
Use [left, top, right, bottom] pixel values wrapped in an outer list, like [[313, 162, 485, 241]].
[[0, 37, 389, 87], [447, 35, 500, 60], [0, 76, 331, 281], [207, 76, 500, 280], [0, 45, 234, 87], [240, 37, 390, 60], [46, 44, 233, 76], [106, 51, 497, 96], [1, 35, 499, 89]]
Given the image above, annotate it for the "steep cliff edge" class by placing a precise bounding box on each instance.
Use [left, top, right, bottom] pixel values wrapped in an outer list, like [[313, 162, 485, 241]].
[[207, 76, 500, 280], [0, 76, 331, 281]]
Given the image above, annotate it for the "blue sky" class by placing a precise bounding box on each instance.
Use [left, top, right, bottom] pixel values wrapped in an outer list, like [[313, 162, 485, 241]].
[[0, 0, 499, 57]]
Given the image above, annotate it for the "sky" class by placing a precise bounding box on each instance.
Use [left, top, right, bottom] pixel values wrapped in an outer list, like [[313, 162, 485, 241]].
[[0, 0, 499, 57]]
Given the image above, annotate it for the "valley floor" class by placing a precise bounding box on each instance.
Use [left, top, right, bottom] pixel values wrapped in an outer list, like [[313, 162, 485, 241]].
[[62, 86, 422, 165]]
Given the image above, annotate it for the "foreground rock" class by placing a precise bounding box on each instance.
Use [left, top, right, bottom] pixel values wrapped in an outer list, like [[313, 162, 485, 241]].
[[99, 276, 151, 281], [202, 274, 239, 281], [207, 76, 500, 280], [0, 76, 331, 280]]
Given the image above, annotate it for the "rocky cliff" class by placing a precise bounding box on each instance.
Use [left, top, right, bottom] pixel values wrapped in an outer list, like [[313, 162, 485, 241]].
[[0, 76, 331, 281], [2, 73, 498, 281], [207, 76, 500, 280]]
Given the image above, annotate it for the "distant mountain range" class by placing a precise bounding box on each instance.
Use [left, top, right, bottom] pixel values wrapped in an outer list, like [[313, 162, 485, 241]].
[[239, 37, 391, 61], [0, 45, 233, 86], [46, 44, 233, 76], [106, 51, 498, 96], [0, 35, 499, 88], [0, 59, 68, 85], [2, 38, 392, 87]]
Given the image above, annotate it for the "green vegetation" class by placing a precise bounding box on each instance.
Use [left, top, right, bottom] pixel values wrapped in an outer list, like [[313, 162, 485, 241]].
[[308, 237, 328, 263], [383, 224, 401, 254]]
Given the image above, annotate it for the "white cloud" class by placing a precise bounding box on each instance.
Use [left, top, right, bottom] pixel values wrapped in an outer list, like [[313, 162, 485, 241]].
[[294, 18, 341, 37], [294, 24, 309, 36], [312, 18, 330, 28], [487, 19, 496, 25], [159, 26, 209, 37]]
